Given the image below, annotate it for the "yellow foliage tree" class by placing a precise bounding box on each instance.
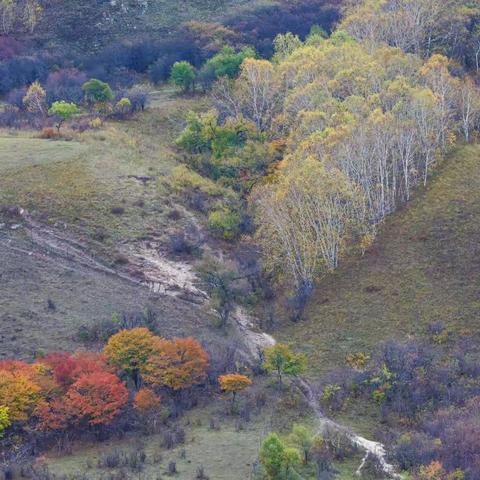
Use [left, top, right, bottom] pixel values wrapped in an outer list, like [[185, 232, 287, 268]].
[[219, 373, 252, 411]]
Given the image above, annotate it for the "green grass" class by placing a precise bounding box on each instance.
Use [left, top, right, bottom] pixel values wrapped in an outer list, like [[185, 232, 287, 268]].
[[0, 92, 208, 244], [0, 137, 87, 171], [275, 144, 480, 433], [45, 384, 361, 480], [0, 91, 218, 360], [47, 406, 266, 479]]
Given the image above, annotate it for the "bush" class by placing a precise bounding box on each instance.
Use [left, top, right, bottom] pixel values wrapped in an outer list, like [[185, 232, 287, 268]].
[[168, 232, 195, 256], [205, 46, 256, 79], [170, 61, 196, 92], [38, 127, 59, 139], [115, 97, 132, 117], [0, 37, 23, 61], [82, 78, 114, 105], [150, 57, 171, 84], [393, 433, 437, 470], [77, 309, 157, 343], [110, 206, 125, 215], [207, 207, 241, 240], [6, 87, 27, 109], [45, 68, 87, 105], [125, 86, 149, 112], [0, 56, 48, 95]]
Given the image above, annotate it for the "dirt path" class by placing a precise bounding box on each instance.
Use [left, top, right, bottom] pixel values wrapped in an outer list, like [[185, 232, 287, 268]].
[[5, 215, 397, 477], [295, 378, 399, 479]]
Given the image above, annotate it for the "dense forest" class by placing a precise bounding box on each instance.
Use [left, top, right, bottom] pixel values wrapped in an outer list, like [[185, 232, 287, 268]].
[[0, 0, 479, 479]]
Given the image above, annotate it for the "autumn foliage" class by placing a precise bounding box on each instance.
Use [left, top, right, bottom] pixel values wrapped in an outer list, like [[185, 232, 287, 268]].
[[219, 373, 252, 395], [0, 360, 53, 422], [104, 329, 209, 391], [134, 388, 161, 414], [219, 373, 252, 411], [143, 337, 210, 390], [62, 372, 128, 426], [0, 330, 210, 438], [103, 327, 164, 387], [43, 351, 110, 388]]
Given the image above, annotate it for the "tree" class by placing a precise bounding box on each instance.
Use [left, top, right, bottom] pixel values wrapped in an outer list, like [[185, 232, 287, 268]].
[[260, 433, 287, 479], [212, 57, 281, 129], [82, 78, 113, 105], [63, 372, 128, 426], [0, 0, 42, 34], [0, 360, 56, 423], [197, 258, 238, 329], [0, 0, 15, 34], [170, 61, 196, 93], [143, 337, 209, 391], [48, 101, 79, 132], [218, 373, 252, 412], [0, 406, 11, 438], [263, 344, 307, 385], [455, 77, 480, 142], [23, 80, 46, 115], [206, 46, 256, 79], [273, 33, 303, 62], [134, 387, 162, 431], [289, 424, 314, 464], [43, 351, 109, 389], [104, 328, 164, 388], [255, 158, 363, 296], [259, 433, 302, 480], [340, 0, 474, 63], [134, 388, 161, 415], [0, 369, 41, 422]]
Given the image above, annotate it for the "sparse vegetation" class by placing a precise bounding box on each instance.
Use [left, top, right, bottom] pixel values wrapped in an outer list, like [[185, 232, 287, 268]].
[[0, 1, 479, 479]]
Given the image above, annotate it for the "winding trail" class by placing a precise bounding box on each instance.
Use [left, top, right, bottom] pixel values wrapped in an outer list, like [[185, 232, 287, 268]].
[[3, 214, 398, 478], [295, 378, 399, 479]]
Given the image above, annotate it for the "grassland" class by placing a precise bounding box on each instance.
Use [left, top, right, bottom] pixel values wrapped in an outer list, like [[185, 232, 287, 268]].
[[0, 90, 217, 359], [275, 144, 480, 433], [45, 384, 363, 480], [46, 403, 268, 480], [139, 0, 277, 34], [0, 91, 208, 244]]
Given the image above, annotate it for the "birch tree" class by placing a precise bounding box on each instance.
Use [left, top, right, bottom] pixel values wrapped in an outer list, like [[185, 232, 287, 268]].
[[254, 157, 364, 290]]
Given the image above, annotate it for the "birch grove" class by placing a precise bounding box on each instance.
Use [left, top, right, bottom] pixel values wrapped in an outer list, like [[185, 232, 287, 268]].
[[244, 29, 480, 293]]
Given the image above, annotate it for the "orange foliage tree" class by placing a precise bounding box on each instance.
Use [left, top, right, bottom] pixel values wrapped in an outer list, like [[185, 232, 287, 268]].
[[62, 372, 128, 426], [143, 337, 209, 391], [38, 372, 129, 429], [104, 328, 164, 388], [0, 360, 54, 422], [43, 352, 110, 388], [218, 373, 252, 412], [134, 388, 161, 415]]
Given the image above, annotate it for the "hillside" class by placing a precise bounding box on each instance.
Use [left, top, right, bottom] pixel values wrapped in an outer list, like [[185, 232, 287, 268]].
[[36, 143, 480, 478], [34, 0, 276, 50], [1, 0, 479, 478], [277, 145, 480, 377]]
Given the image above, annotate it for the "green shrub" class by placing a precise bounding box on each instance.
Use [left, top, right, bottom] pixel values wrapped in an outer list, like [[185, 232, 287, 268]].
[[207, 207, 241, 240], [170, 61, 196, 92], [82, 79, 114, 104], [206, 46, 256, 79]]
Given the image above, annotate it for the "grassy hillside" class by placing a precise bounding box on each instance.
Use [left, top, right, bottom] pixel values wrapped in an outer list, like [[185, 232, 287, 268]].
[[0, 90, 216, 360], [276, 144, 480, 378], [35, 0, 277, 50]]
